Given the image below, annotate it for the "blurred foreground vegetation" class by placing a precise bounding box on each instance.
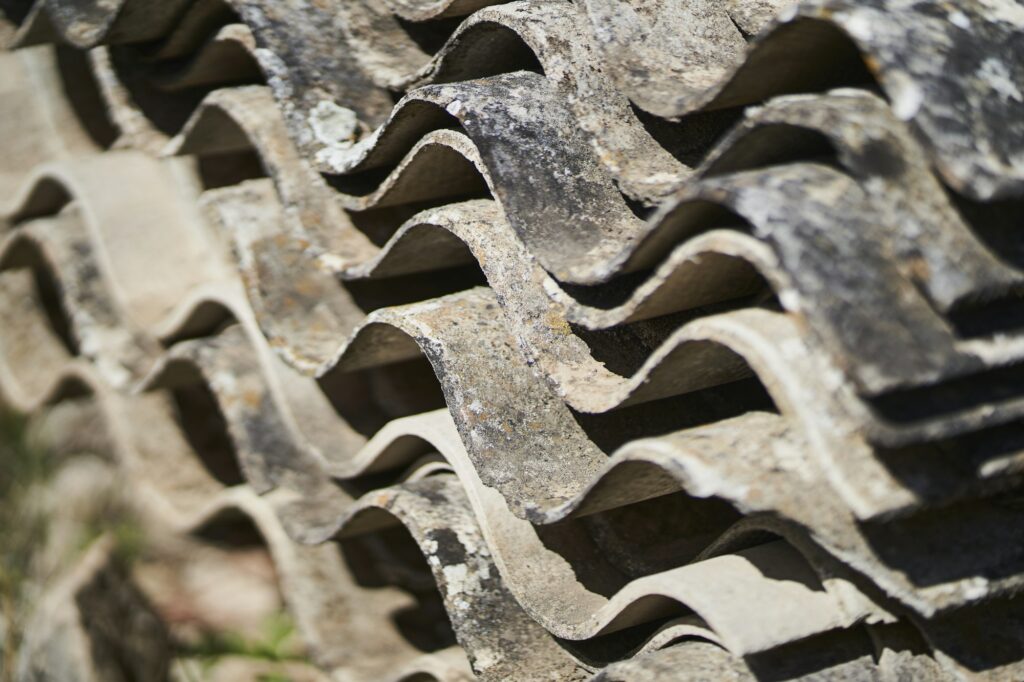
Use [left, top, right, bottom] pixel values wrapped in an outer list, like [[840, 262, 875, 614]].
[[0, 406, 311, 681], [0, 409, 54, 679]]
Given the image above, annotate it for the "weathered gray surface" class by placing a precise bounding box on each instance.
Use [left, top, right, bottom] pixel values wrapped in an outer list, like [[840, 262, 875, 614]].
[[2, 0, 1024, 679]]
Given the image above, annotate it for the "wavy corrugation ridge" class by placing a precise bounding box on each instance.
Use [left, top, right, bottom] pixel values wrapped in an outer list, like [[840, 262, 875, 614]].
[[7, 0, 1023, 198], [5, 0, 260, 151], [178, 85, 1024, 525], [580, 0, 1024, 200], [0, 45, 104, 196], [591, 625, 948, 681], [9, 0, 701, 202], [3, 0, 1024, 679], [169, 77, 1023, 394], [0, 152, 872, 675], [0, 305, 473, 677], [140, 322, 881, 648], [0, 152, 902, 677], [0, 197, 991, 679]]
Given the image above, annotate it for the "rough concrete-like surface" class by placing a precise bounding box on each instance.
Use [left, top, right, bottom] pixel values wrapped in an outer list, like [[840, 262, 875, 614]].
[[1, 0, 1023, 680]]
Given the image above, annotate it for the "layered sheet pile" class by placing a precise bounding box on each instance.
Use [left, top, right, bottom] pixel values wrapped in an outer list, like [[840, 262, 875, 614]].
[[2, 0, 1024, 679]]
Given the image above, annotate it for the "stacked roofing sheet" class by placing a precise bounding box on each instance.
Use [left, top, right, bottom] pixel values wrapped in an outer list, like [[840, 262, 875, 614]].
[[1, 0, 1023, 679]]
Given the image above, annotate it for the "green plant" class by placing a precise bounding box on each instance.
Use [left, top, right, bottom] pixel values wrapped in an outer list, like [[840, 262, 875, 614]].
[[257, 673, 294, 682], [183, 611, 306, 666], [76, 498, 147, 565]]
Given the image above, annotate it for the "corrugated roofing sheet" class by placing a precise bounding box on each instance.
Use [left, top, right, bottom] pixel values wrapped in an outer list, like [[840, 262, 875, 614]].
[[2, 0, 1024, 679]]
